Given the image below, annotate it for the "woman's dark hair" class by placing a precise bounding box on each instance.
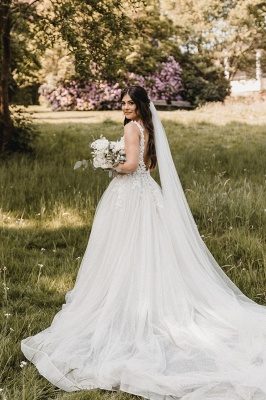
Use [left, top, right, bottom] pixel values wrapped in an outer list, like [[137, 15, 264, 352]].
[[120, 85, 157, 170]]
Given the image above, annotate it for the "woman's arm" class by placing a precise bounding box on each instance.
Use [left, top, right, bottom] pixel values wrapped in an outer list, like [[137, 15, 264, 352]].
[[112, 122, 140, 174]]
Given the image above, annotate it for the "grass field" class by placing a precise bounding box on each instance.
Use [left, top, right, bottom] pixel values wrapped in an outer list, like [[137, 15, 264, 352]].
[[0, 99, 266, 399]]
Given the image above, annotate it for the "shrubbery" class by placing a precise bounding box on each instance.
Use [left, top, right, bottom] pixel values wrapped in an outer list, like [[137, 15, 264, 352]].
[[39, 57, 183, 111], [179, 53, 231, 106]]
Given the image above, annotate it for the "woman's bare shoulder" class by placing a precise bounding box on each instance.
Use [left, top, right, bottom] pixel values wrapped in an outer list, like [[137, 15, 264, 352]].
[[124, 121, 141, 138]]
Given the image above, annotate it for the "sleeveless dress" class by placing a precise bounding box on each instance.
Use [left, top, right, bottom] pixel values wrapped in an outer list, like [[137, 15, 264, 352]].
[[21, 121, 266, 399]]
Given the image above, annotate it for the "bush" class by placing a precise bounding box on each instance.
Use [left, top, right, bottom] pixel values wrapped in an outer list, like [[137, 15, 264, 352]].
[[10, 83, 40, 106], [8, 107, 38, 153], [39, 57, 183, 111], [179, 53, 230, 106]]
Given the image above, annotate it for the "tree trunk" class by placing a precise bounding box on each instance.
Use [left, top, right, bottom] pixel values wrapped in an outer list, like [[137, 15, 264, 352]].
[[0, 0, 13, 153]]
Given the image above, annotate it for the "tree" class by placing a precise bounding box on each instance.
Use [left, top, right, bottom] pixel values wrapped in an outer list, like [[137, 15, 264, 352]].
[[0, 0, 138, 153], [160, 0, 266, 77], [123, 0, 178, 76]]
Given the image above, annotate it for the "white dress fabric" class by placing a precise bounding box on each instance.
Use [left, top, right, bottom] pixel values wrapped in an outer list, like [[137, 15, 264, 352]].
[[21, 120, 266, 400]]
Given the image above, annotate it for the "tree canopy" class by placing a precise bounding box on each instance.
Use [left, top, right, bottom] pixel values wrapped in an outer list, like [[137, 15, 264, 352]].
[[160, 0, 266, 76], [0, 0, 139, 152]]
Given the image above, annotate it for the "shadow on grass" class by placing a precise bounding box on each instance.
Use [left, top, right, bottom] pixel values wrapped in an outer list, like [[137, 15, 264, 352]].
[[1, 225, 90, 311]]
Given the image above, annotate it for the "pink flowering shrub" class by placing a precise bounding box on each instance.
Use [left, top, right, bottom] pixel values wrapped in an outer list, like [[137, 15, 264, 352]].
[[39, 57, 183, 111]]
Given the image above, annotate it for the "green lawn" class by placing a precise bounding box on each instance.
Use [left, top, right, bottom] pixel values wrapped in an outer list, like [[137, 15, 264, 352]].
[[1, 100, 266, 399]]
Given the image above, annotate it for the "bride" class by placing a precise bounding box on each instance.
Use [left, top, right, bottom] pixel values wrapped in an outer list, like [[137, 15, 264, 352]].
[[21, 86, 266, 399]]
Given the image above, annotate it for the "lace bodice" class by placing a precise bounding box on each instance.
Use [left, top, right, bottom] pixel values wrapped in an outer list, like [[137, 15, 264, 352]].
[[112, 120, 163, 210], [131, 120, 150, 177], [115, 120, 150, 179]]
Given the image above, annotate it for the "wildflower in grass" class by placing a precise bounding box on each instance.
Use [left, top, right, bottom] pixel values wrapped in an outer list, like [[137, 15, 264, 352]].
[[41, 248, 46, 251], [4, 313, 11, 317], [3, 283, 10, 298], [0, 388, 3, 392], [20, 361, 27, 368], [37, 264, 44, 283]]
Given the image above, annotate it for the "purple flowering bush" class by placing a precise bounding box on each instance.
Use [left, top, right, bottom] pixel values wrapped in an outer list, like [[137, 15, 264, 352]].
[[39, 57, 183, 111]]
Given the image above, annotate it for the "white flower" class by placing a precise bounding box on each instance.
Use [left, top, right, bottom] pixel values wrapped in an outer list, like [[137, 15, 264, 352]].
[[102, 163, 111, 169], [4, 313, 11, 318], [114, 139, 125, 152], [91, 138, 109, 151], [94, 151, 105, 159], [94, 155, 112, 169], [93, 156, 104, 168]]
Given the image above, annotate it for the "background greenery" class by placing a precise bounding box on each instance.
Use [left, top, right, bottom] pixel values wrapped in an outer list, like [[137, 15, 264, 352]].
[[2, 0, 266, 152], [0, 99, 266, 399]]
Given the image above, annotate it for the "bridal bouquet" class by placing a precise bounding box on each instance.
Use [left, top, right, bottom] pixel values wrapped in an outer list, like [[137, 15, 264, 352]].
[[91, 136, 126, 169], [74, 135, 126, 173]]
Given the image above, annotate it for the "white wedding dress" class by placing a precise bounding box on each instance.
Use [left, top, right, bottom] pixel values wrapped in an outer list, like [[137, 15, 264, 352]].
[[21, 110, 266, 400]]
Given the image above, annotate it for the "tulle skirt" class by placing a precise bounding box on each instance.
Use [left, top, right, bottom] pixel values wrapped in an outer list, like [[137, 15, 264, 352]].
[[21, 172, 266, 399]]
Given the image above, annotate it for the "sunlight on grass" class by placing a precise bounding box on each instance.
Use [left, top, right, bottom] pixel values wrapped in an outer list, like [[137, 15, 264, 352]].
[[38, 274, 75, 294], [27, 99, 266, 126], [0, 207, 88, 229]]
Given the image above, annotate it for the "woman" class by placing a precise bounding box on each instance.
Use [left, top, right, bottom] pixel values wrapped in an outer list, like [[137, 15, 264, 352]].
[[21, 86, 266, 399]]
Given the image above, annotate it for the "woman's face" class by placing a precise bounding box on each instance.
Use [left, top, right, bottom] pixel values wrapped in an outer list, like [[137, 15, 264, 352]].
[[121, 94, 138, 120]]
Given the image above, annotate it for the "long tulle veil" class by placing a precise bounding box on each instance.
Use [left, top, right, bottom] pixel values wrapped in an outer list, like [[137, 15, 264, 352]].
[[150, 101, 264, 311]]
